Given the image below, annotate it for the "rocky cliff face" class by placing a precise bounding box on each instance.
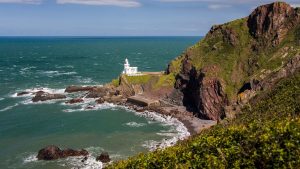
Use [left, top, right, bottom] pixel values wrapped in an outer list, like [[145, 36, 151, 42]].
[[169, 2, 300, 121], [248, 2, 299, 47]]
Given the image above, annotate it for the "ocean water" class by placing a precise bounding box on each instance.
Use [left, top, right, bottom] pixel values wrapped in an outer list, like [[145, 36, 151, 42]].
[[0, 36, 200, 169]]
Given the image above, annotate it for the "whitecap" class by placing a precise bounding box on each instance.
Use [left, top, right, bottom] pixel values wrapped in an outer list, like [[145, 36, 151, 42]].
[[65, 156, 103, 169], [124, 122, 146, 127], [40, 70, 77, 77], [23, 154, 38, 164], [76, 77, 95, 84], [0, 103, 19, 112], [132, 111, 190, 151], [63, 102, 116, 113], [0, 98, 4, 101]]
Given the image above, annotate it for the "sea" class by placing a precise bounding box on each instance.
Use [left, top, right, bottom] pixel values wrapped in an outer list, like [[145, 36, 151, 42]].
[[0, 36, 200, 169]]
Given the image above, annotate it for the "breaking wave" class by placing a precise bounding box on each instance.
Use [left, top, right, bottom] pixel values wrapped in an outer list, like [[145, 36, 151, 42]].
[[0, 103, 19, 112]]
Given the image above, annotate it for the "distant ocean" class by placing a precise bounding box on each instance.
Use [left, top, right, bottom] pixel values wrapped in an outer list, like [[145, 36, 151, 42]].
[[0, 36, 200, 169]]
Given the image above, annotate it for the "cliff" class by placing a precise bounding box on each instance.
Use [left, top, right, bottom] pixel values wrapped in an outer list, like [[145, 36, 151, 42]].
[[108, 2, 300, 168], [166, 2, 300, 121]]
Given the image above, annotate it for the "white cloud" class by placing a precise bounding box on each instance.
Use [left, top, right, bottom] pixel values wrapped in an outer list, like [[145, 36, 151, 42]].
[[0, 0, 42, 4], [208, 4, 231, 10], [56, 0, 141, 7], [291, 4, 300, 8]]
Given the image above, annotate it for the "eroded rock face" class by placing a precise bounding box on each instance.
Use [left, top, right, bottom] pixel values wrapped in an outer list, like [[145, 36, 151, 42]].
[[195, 74, 227, 121], [175, 55, 227, 121], [32, 91, 66, 102], [248, 2, 299, 46], [209, 25, 238, 46], [96, 152, 111, 163]]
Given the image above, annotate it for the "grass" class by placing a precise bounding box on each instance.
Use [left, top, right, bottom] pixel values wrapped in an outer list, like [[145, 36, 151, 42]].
[[124, 75, 152, 85], [108, 73, 300, 169]]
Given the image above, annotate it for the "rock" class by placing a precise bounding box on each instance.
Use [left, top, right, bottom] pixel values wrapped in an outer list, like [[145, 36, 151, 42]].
[[104, 95, 123, 104], [17, 91, 30, 96], [37, 145, 62, 160], [61, 149, 88, 158], [65, 86, 96, 93], [81, 156, 88, 163], [208, 25, 238, 46], [85, 87, 110, 98], [175, 56, 227, 121], [96, 152, 111, 163], [37, 145, 88, 161], [65, 98, 84, 104], [32, 91, 66, 102], [96, 97, 105, 104], [247, 2, 299, 46]]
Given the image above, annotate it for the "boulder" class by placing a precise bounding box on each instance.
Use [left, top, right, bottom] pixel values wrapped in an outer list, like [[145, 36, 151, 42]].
[[96, 98, 105, 104], [96, 152, 111, 163], [65, 98, 84, 104], [37, 145, 89, 161], [32, 91, 66, 102], [65, 86, 96, 93], [37, 145, 62, 160], [85, 87, 110, 98]]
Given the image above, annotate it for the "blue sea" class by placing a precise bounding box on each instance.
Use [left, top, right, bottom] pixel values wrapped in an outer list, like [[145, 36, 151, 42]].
[[0, 36, 200, 169]]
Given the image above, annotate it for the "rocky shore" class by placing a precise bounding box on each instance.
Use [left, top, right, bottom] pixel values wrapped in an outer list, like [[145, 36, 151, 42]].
[[17, 83, 216, 135]]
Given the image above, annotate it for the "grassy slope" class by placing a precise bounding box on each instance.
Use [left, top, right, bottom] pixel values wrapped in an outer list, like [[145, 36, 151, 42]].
[[108, 73, 300, 169], [111, 74, 176, 90], [168, 18, 300, 100]]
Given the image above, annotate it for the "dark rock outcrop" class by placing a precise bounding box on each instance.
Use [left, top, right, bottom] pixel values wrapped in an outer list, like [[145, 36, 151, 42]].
[[17, 91, 30, 96], [37, 145, 88, 161], [248, 2, 299, 46], [96, 152, 111, 163], [65, 86, 96, 93], [209, 25, 238, 46], [85, 87, 111, 98], [65, 98, 84, 104], [175, 55, 227, 121], [32, 91, 66, 102]]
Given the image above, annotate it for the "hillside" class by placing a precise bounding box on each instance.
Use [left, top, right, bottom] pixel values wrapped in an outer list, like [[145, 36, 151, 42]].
[[107, 2, 300, 168]]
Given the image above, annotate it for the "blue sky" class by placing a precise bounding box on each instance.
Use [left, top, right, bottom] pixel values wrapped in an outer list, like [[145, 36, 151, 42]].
[[0, 0, 299, 36]]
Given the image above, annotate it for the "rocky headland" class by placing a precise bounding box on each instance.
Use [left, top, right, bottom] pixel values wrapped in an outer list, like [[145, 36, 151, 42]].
[[17, 2, 300, 167]]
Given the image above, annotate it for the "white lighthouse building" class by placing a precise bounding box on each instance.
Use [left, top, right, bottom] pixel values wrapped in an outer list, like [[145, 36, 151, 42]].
[[122, 58, 139, 76]]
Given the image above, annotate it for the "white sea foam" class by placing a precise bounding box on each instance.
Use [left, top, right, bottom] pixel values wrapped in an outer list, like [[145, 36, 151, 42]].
[[63, 102, 116, 113], [125, 122, 146, 127], [23, 154, 38, 164], [0, 103, 19, 112], [65, 156, 103, 169], [76, 77, 95, 84], [55, 65, 74, 69], [40, 70, 77, 77], [11, 87, 65, 99], [0, 97, 4, 101], [133, 111, 190, 151]]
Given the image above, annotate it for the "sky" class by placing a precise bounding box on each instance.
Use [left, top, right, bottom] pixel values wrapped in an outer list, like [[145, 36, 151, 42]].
[[0, 0, 299, 36]]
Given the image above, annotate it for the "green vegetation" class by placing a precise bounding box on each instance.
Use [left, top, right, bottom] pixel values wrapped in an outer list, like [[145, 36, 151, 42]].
[[108, 74, 300, 169], [167, 16, 300, 100], [111, 78, 120, 87], [124, 75, 152, 85], [153, 73, 176, 89]]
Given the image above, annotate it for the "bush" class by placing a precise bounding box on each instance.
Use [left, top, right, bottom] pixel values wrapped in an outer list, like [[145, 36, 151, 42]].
[[108, 74, 300, 169]]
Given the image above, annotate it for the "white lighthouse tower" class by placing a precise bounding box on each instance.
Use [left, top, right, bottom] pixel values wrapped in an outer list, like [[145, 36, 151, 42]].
[[123, 58, 138, 76]]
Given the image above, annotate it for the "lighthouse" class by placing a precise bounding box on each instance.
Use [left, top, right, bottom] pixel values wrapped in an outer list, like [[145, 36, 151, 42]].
[[122, 58, 138, 76]]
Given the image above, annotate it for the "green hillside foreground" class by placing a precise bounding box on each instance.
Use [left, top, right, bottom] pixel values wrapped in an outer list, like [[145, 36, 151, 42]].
[[108, 73, 300, 169]]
